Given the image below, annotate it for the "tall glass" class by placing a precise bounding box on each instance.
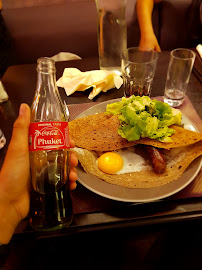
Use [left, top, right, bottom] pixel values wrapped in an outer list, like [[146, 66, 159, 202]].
[[95, 0, 127, 75], [164, 48, 196, 107]]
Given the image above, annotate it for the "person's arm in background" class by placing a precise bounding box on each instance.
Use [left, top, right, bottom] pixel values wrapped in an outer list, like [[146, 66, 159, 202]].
[[137, 0, 162, 52], [0, 104, 78, 244]]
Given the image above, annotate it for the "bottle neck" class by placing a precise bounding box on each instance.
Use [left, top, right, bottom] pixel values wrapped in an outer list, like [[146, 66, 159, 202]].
[[31, 58, 66, 122], [36, 69, 57, 96], [36, 58, 57, 96]]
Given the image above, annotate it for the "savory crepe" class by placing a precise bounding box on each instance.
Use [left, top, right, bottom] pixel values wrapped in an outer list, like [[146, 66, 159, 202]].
[[73, 142, 202, 188], [69, 96, 202, 188], [69, 112, 202, 151]]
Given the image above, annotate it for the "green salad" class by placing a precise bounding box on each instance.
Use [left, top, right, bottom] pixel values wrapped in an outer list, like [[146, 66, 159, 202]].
[[105, 96, 182, 142]]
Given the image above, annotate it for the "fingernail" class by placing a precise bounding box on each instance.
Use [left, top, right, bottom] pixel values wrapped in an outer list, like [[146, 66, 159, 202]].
[[19, 103, 26, 116]]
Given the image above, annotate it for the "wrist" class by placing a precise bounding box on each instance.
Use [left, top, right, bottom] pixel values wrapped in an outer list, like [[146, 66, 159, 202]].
[[140, 25, 155, 37], [0, 199, 19, 244]]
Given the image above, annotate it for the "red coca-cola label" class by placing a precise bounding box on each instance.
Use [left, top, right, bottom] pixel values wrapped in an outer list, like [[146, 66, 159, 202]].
[[29, 122, 70, 151]]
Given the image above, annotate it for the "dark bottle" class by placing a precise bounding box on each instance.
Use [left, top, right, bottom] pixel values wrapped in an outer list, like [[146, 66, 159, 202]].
[[29, 57, 73, 231]]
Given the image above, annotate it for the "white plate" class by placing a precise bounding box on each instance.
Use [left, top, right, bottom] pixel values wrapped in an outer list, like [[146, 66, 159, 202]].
[[75, 99, 202, 202]]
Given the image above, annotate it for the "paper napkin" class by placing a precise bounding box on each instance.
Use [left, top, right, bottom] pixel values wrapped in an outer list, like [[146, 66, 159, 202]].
[[57, 68, 123, 99], [51, 52, 81, 62]]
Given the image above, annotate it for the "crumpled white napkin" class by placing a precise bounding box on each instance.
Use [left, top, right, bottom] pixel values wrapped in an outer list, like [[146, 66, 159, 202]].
[[57, 68, 123, 99], [51, 52, 81, 62]]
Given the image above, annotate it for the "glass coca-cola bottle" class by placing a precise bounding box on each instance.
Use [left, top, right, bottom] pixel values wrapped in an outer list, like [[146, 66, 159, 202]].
[[29, 57, 73, 231]]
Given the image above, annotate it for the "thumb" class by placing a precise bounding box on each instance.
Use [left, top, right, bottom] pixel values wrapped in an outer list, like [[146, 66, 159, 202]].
[[3, 103, 31, 166]]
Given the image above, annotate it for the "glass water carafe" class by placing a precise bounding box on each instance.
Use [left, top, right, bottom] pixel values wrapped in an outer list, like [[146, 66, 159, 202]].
[[95, 0, 127, 75]]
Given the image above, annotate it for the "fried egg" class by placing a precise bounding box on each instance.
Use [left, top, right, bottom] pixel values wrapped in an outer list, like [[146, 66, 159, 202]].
[[97, 147, 150, 175]]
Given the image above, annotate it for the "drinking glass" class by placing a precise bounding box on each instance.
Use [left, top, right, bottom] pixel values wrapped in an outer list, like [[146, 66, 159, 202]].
[[0, 129, 6, 149], [121, 47, 158, 97], [164, 48, 196, 107], [95, 0, 127, 75]]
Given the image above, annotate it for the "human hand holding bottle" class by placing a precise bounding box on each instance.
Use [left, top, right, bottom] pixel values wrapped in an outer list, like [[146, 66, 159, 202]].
[[0, 103, 78, 244]]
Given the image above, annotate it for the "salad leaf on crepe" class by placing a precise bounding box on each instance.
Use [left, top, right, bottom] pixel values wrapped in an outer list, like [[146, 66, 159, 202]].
[[106, 96, 182, 142]]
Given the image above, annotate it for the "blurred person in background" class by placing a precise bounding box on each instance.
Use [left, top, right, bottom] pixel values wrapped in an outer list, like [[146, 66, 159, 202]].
[[187, 0, 202, 48], [0, 0, 17, 78], [137, 0, 162, 52], [0, 104, 78, 245], [136, 0, 201, 52]]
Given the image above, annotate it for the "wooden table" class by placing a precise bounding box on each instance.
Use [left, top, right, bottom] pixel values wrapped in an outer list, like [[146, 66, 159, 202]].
[[0, 52, 202, 269]]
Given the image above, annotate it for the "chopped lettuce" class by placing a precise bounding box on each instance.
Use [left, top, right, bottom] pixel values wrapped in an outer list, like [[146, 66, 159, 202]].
[[105, 95, 182, 142]]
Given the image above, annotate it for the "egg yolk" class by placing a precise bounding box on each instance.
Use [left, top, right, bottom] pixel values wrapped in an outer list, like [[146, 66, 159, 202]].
[[97, 152, 124, 174]]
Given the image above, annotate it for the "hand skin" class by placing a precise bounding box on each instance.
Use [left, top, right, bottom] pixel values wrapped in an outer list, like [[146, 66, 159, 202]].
[[0, 103, 78, 244], [137, 0, 162, 52]]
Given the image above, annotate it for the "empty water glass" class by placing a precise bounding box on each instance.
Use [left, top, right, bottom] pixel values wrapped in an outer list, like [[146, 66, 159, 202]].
[[164, 48, 196, 107]]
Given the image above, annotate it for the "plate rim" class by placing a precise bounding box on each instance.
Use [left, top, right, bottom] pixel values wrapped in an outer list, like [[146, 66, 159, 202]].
[[74, 98, 202, 202]]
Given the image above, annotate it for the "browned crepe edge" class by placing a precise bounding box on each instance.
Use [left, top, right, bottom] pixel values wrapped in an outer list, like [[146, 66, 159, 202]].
[[73, 141, 202, 189], [69, 113, 202, 151]]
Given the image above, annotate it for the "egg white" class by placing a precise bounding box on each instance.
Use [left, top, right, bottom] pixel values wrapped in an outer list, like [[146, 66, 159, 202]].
[[97, 147, 151, 175]]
